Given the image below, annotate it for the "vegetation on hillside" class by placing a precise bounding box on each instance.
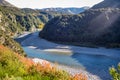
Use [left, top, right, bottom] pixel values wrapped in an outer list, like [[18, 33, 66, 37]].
[[41, 7, 90, 14], [0, 6, 41, 34], [0, 6, 63, 35], [0, 5, 63, 55], [0, 30, 25, 55], [22, 8, 64, 23], [92, 0, 120, 9], [0, 0, 15, 7], [40, 8, 120, 48], [0, 45, 87, 80]]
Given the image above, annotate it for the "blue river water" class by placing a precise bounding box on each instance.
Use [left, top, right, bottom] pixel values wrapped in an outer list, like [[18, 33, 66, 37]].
[[16, 32, 120, 80], [23, 46, 120, 80]]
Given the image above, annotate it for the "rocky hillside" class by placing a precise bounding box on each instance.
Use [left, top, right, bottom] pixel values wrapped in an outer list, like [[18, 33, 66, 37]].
[[0, 30, 25, 55], [41, 7, 90, 14], [0, 5, 45, 54], [0, 0, 64, 34], [22, 8, 63, 23], [0, 6, 42, 34], [0, 0, 15, 7], [0, 6, 26, 55], [40, 0, 120, 48], [0, 4, 39, 54], [92, 0, 120, 9], [0, 1, 64, 55]]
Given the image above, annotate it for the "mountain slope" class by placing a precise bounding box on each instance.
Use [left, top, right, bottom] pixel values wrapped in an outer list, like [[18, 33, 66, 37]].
[[40, 1, 120, 47], [0, 6, 44, 54], [0, 1, 64, 55], [0, 0, 15, 7], [22, 8, 64, 25], [92, 0, 120, 9], [41, 7, 90, 14], [0, 5, 41, 55]]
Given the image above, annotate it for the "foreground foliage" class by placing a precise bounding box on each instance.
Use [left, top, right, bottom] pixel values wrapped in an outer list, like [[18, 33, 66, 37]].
[[0, 45, 87, 80], [109, 63, 120, 80]]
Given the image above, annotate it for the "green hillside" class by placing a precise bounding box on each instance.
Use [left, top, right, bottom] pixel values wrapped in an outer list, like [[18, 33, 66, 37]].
[[39, 0, 120, 48], [0, 5, 63, 55]]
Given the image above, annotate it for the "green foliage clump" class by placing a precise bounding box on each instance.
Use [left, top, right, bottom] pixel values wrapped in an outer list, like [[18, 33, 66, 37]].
[[0, 46, 27, 79], [109, 63, 120, 80]]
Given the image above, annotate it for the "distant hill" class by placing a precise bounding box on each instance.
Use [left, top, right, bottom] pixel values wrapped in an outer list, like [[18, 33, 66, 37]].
[[40, 0, 120, 48], [41, 7, 90, 14], [92, 0, 120, 9], [22, 8, 64, 23], [0, 0, 15, 7]]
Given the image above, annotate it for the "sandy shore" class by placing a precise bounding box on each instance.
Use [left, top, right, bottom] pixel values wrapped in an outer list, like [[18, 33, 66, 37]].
[[43, 49, 73, 55]]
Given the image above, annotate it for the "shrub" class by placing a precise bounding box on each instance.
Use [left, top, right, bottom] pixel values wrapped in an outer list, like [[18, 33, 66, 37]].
[[109, 63, 120, 80]]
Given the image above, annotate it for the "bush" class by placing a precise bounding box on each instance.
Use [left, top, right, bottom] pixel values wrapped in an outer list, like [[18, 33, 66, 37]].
[[109, 63, 120, 80]]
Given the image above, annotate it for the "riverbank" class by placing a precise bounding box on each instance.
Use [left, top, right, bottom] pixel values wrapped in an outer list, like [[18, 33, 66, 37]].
[[16, 32, 102, 80], [32, 58, 101, 80]]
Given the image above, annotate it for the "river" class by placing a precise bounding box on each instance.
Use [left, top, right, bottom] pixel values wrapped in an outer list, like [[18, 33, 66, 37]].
[[15, 32, 120, 80]]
